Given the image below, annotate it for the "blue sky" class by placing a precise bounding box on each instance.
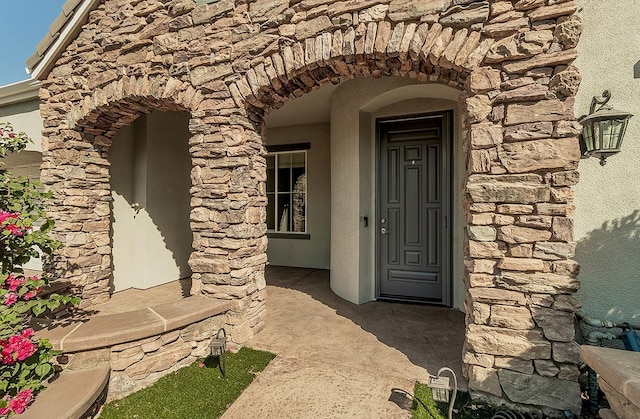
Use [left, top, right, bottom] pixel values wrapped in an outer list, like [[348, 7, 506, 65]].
[[0, 0, 67, 86]]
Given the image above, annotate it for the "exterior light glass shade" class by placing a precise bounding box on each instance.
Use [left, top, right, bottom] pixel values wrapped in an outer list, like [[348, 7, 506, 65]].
[[427, 371, 452, 402], [580, 90, 633, 165]]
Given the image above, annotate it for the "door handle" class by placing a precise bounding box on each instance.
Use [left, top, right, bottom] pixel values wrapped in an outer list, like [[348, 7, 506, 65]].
[[381, 228, 388, 235]]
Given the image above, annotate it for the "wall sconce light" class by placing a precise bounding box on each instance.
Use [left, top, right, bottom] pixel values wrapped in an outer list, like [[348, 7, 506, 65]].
[[579, 90, 633, 165]]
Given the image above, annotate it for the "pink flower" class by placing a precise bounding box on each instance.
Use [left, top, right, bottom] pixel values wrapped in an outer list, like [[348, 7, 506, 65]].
[[0, 331, 37, 365], [4, 224, 23, 237], [6, 274, 25, 292], [22, 291, 36, 301], [0, 406, 9, 415], [8, 389, 32, 414], [3, 293, 18, 307], [13, 340, 36, 362], [0, 211, 19, 223]]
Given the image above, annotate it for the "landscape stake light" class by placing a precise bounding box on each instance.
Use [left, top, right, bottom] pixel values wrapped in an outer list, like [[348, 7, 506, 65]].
[[579, 90, 633, 165], [427, 367, 458, 419], [209, 328, 227, 378]]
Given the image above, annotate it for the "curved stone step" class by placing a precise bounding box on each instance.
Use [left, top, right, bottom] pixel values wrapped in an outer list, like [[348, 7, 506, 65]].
[[33, 296, 230, 352], [21, 364, 110, 419]]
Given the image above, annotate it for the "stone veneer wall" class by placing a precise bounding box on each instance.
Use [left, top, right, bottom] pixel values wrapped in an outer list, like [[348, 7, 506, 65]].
[[38, 0, 584, 412], [61, 314, 226, 401]]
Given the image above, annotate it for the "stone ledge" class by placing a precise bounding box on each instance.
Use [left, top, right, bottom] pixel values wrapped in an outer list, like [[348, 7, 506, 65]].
[[580, 345, 640, 418], [34, 296, 231, 352], [21, 364, 110, 419]]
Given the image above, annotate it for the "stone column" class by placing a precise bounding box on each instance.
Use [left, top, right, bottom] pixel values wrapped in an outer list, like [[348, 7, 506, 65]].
[[41, 116, 113, 307], [461, 57, 583, 412], [188, 108, 267, 346]]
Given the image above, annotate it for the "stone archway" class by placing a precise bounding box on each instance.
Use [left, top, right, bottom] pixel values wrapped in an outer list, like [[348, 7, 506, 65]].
[[43, 81, 194, 306], [229, 22, 583, 412], [38, 0, 584, 412]]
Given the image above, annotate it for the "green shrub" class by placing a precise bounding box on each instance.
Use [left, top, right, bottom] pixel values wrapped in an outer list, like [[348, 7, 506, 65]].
[[0, 122, 79, 416]]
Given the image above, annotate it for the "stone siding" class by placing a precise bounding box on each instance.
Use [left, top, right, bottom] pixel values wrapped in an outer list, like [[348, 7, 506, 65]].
[[38, 0, 583, 412], [62, 314, 226, 401]]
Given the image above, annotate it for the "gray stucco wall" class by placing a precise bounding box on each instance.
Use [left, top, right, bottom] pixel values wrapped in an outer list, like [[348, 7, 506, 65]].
[[0, 98, 42, 152], [264, 122, 331, 270], [0, 97, 44, 270], [110, 111, 192, 291], [574, 0, 640, 323]]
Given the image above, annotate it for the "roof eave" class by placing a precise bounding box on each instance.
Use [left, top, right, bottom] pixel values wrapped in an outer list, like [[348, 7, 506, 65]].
[[0, 79, 42, 106], [28, 0, 100, 81]]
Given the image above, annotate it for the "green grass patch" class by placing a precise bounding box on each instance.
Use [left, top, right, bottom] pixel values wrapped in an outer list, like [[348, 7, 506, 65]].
[[411, 382, 497, 419], [99, 347, 276, 419]]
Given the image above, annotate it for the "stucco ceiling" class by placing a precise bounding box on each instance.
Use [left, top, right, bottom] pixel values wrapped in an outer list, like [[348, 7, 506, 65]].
[[265, 80, 461, 128], [265, 83, 338, 128]]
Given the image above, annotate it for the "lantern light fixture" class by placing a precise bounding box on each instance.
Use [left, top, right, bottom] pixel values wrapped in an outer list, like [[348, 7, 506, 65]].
[[427, 367, 458, 419], [208, 328, 227, 378], [579, 90, 633, 166]]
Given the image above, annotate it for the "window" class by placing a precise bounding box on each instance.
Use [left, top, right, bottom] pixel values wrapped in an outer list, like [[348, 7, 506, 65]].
[[266, 145, 308, 236]]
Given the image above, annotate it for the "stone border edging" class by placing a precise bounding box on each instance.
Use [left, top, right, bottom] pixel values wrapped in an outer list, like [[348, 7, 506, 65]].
[[20, 364, 110, 419], [34, 296, 231, 352]]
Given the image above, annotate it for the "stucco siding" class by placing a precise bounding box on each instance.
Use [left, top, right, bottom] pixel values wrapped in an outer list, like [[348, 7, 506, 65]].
[[110, 111, 192, 291], [264, 122, 331, 270], [0, 98, 42, 152], [574, 0, 640, 323]]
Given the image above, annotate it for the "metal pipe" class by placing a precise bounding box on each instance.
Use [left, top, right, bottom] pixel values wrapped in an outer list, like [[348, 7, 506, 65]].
[[583, 330, 622, 413], [577, 312, 639, 414], [585, 330, 619, 346], [588, 367, 598, 414], [576, 312, 640, 331]]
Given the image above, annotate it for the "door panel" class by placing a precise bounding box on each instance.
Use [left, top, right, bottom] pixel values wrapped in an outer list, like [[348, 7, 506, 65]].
[[377, 113, 451, 304]]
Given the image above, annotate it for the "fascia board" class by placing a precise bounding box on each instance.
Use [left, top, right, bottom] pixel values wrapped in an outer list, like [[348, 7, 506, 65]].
[[29, 0, 101, 81], [0, 79, 41, 106]]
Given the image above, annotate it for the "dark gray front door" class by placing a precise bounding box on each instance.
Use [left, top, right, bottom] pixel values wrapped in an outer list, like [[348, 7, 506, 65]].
[[377, 112, 451, 304]]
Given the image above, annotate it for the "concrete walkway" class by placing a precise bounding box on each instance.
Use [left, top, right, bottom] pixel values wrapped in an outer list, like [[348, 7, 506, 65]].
[[222, 266, 466, 419]]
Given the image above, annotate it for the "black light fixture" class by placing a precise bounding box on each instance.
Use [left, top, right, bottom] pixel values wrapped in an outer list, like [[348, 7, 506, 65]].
[[579, 90, 633, 165], [209, 328, 227, 378]]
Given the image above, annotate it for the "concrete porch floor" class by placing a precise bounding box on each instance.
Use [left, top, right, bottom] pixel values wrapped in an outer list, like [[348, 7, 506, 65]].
[[81, 265, 466, 417], [223, 266, 466, 419]]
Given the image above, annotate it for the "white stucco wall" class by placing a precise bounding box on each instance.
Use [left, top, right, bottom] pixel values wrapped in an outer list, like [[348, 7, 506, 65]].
[[110, 111, 192, 291], [264, 123, 331, 269], [330, 80, 366, 303], [574, 1, 640, 322]]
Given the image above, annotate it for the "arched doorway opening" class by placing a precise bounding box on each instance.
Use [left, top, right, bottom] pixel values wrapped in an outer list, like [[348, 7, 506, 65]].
[[248, 75, 469, 405], [263, 76, 467, 308], [109, 110, 192, 292], [49, 94, 196, 307]]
